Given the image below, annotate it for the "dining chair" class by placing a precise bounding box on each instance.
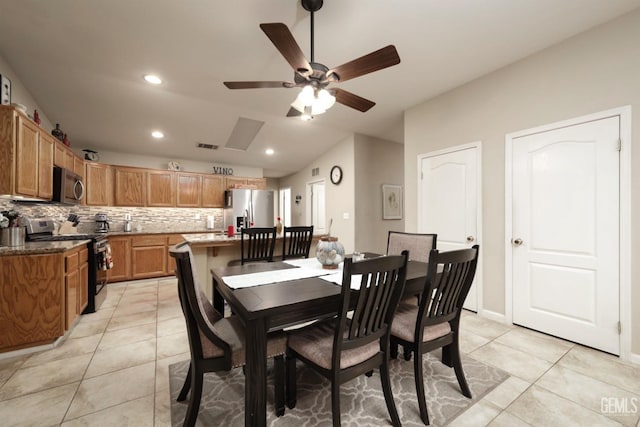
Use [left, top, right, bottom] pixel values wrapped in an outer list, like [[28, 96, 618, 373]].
[[285, 251, 409, 427], [240, 226, 277, 264], [281, 225, 314, 260], [169, 242, 287, 426], [390, 245, 479, 425], [386, 231, 437, 262]]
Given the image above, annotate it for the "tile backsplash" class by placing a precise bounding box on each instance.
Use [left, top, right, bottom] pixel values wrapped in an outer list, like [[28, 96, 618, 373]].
[[0, 200, 224, 234]]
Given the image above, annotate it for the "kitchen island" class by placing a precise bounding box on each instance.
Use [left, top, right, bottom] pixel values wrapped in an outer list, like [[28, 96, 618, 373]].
[[181, 233, 321, 299]]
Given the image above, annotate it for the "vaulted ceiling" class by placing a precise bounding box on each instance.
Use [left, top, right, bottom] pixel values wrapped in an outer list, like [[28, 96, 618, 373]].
[[1, 0, 639, 176]]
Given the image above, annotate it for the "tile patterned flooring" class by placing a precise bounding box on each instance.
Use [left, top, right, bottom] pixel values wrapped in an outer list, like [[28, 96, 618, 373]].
[[0, 278, 639, 426]]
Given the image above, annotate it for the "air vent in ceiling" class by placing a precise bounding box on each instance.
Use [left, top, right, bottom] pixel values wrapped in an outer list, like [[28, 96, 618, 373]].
[[197, 143, 219, 150], [224, 117, 265, 151]]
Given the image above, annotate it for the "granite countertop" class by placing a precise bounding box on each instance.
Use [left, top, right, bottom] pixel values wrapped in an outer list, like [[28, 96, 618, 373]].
[[182, 233, 241, 247], [0, 240, 90, 256], [108, 229, 222, 236]]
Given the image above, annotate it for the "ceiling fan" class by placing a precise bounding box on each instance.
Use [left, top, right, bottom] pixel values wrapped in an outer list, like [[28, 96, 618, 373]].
[[223, 0, 401, 118]]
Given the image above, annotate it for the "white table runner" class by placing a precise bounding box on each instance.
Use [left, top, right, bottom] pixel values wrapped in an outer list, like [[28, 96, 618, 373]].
[[223, 266, 330, 289]]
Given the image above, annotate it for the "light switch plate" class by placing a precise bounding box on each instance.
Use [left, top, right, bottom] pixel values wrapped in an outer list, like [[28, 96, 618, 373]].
[[343, 212, 350, 219]]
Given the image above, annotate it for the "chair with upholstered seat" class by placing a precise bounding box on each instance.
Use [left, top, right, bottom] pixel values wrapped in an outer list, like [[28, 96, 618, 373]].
[[386, 231, 437, 262], [285, 251, 409, 427], [390, 245, 479, 425], [282, 225, 314, 260], [170, 242, 287, 426], [240, 226, 277, 265]]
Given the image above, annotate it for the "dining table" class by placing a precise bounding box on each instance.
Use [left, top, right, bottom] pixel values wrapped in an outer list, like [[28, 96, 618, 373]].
[[210, 254, 428, 427]]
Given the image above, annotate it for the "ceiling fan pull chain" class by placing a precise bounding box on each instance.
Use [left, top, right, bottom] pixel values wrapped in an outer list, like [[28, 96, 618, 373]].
[[310, 9, 315, 63]]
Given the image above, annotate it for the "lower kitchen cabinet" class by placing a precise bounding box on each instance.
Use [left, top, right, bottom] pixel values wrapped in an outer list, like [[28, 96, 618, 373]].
[[0, 244, 89, 353], [131, 235, 167, 279], [64, 246, 89, 330], [107, 236, 131, 282]]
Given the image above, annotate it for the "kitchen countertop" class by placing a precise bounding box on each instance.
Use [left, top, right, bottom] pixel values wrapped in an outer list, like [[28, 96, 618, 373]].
[[0, 240, 90, 256], [107, 229, 222, 237]]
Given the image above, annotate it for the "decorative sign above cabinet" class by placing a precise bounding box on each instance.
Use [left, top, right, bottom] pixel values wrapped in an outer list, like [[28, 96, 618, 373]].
[[212, 166, 234, 175]]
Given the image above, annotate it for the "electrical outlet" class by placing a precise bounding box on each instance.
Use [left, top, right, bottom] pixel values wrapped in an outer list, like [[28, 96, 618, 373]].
[[343, 212, 350, 219], [194, 214, 201, 220]]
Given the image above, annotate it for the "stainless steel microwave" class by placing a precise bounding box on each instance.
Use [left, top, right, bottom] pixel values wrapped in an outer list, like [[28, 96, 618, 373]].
[[53, 166, 85, 204]]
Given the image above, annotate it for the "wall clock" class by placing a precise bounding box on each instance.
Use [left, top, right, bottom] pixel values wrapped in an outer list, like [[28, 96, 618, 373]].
[[330, 165, 343, 185]]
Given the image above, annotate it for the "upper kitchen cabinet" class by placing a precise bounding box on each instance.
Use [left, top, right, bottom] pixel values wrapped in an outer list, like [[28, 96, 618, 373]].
[[114, 166, 146, 206], [176, 172, 201, 207], [201, 174, 225, 208], [53, 140, 73, 170], [147, 170, 176, 207], [225, 176, 266, 190], [0, 106, 53, 200], [85, 162, 113, 206]]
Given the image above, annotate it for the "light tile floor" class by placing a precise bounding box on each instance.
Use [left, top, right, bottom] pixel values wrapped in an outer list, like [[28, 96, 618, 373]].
[[0, 278, 639, 426]]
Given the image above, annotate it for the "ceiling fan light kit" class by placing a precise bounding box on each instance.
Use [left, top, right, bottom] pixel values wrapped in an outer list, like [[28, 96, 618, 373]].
[[223, 0, 400, 119]]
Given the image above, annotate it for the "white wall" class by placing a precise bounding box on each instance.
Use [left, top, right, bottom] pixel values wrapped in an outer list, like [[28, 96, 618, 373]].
[[0, 54, 53, 131], [279, 135, 356, 251], [404, 9, 640, 354], [354, 134, 404, 254]]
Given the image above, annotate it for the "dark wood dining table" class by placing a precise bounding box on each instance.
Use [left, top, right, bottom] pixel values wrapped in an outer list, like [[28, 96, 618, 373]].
[[210, 255, 428, 427]]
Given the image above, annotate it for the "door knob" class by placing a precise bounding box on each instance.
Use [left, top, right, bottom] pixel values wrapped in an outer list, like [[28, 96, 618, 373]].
[[512, 238, 523, 246], [466, 236, 475, 242]]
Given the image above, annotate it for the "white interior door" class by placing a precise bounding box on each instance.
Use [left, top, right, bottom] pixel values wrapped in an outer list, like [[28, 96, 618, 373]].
[[511, 116, 620, 354], [419, 144, 481, 311], [279, 188, 291, 226], [308, 180, 326, 234]]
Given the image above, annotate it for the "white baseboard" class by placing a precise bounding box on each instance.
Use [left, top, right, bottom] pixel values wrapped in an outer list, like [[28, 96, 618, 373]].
[[479, 309, 508, 324], [627, 351, 640, 365]]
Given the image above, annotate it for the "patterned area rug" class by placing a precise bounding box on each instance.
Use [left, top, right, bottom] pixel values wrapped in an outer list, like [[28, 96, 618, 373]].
[[169, 351, 508, 426]]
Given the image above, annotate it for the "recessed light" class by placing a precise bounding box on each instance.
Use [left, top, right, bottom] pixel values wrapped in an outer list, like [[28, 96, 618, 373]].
[[144, 74, 162, 85], [265, 148, 274, 155], [151, 131, 164, 139]]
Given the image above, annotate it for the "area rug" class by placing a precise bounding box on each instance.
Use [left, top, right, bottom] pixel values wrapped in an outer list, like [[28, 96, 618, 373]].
[[169, 351, 509, 426]]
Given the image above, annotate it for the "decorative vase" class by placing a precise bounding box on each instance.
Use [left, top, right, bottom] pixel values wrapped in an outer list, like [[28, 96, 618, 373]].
[[276, 217, 283, 235], [51, 123, 64, 142], [316, 236, 345, 269]]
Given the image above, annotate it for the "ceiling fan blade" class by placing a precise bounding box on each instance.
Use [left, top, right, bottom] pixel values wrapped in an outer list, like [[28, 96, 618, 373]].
[[333, 88, 376, 112], [260, 23, 312, 75], [327, 45, 400, 83], [286, 107, 302, 117], [224, 81, 294, 89]]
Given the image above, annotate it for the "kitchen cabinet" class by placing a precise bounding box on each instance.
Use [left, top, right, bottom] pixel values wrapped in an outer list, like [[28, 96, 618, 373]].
[[73, 154, 85, 179], [107, 236, 131, 282], [114, 166, 146, 206], [167, 234, 186, 275], [38, 132, 54, 200], [176, 172, 201, 207], [225, 176, 266, 190], [147, 170, 176, 207], [64, 245, 88, 330], [201, 175, 225, 207], [85, 162, 113, 206], [53, 141, 66, 167], [0, 107, 53, 200], [0, 253, 64, 351], [131, 235, 167, 279]]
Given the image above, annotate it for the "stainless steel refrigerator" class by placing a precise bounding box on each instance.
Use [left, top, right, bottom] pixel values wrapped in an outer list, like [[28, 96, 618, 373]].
[[224, 189, 275, 233]]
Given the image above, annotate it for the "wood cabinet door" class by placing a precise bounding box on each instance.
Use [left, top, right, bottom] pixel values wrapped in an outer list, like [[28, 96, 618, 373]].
[[114, 167, 146, 206], [73, 155, 85, 179], [64, 150, 74, 171], [225, 176, 247, 189], [15, 115, 39, 197], [147, 170, 176, 207], [167, 234, 185, 275], [38, 133, 54, 199], [107, 236, 132, 282], [78, 248, 89, 314], [202, 175, 225, 207], [53, 141, 66, 167], [246, 178, 267, 189], [0, 253, 64, 351], [65, 269, 79, 330], [132, 246, 167, 279], [85, 162, 112, 206], [176, 173, 201, 207]]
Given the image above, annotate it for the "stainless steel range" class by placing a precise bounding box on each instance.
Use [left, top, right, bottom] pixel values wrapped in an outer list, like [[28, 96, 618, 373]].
[[24, 217, 111, 313]]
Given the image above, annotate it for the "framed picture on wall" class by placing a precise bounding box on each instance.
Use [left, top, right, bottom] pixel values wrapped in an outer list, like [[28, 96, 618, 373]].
[[382, 184, 403, 220], [0, 75, 11, 105]]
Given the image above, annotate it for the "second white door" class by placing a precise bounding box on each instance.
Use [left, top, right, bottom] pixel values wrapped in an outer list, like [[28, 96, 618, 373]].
[[419, 144, 481, 311]]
